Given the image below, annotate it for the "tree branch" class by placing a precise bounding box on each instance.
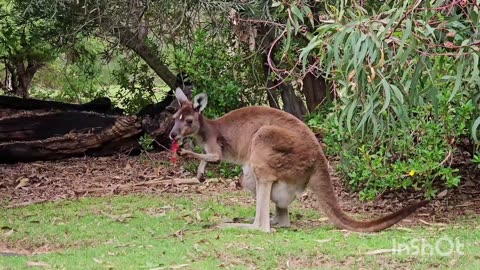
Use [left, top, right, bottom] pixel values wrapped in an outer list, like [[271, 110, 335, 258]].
[[113, 27, 177, 89]]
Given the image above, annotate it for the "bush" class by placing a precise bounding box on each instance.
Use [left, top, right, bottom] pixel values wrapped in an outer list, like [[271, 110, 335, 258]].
[[308, 89, 476, 200]]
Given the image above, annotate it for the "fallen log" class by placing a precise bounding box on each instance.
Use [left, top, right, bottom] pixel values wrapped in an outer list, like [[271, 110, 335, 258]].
[[0, 86, 190, 163], [0, 113, 144, 162], [0, 95, 123, 116]]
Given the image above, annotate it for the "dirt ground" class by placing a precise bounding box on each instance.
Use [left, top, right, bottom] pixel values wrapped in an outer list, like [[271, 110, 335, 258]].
[[1, 151, 480, 226]]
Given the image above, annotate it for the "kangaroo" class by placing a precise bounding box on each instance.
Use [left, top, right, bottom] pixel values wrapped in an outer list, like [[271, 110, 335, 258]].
[[169, 88, 427, 233]]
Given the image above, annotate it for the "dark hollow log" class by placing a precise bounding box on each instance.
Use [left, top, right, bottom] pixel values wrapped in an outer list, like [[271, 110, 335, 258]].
[[0, 114, 143, 163], [0, 97, 174, 163]]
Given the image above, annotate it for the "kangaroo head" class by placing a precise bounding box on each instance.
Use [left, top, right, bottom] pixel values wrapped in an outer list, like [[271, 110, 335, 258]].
[[169, 87, 208, 141]]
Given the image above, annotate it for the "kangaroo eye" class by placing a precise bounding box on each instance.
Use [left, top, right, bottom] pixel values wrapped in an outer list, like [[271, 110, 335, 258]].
[[186, 119, 193, 125]]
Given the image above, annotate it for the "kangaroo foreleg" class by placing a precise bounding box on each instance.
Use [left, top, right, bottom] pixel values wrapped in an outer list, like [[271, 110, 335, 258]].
[[178, 149, 220, 163]]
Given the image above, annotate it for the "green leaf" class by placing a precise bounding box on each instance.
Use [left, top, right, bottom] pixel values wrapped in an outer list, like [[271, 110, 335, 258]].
[[271, 1, 282, 7], [448, 60, 465, 102], [284, 20, 292, 56], [380, 4, 405, 38], [390, 84, 404, 104], [356, 37, 370, 67], [290, 5, 304, 23], [346, 98, 358, 133], [472, 116, 480, 143], [370, 114, 379, 138], [409, 55, 425, 101], [379, 78, 391, 113], [302, 5, 314, 27], [355, 96, 374, 134], [424, 23, 436, 38], [471, 53, 480, 85], [324, 44, 334, 76], [473, 91, 480, 110], [398, 37, 416, 64], [291, 16, 300, 34], [333, 30, 348, 63]]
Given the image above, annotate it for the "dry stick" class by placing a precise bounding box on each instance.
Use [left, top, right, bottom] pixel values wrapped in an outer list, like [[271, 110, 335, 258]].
[[77, 178, 200, 193]]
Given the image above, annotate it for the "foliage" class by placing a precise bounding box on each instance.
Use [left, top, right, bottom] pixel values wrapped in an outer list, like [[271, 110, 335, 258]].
[[183, 144, 242, 179], [183, 161, 241, 179], [30, 38, 108, 102], [112, 55, 157, 114], [4, 0, 479, 200], [1, 1, 115, 100], [0, 0, 59, 96], [473, 153, 480, 169], [219, 162, 242, 179], [269, 0, 480, 199], [309, 88, 475, 200], [138, 133, 154, 151], [0, 1, 56, 63], [172, 30, 263, 118]]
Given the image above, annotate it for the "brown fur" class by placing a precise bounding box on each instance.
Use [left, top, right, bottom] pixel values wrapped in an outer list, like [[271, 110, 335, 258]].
[[170, 90, 427, 232]]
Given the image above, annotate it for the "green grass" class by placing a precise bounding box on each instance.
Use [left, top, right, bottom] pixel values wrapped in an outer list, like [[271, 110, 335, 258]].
[[1, 193, 479, 269]]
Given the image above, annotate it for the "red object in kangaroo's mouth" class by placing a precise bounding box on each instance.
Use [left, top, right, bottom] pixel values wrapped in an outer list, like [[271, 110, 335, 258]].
[[170, 140, 180, 163]]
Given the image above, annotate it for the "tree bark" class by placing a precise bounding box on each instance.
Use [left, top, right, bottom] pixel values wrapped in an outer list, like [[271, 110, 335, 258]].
[[0, 113, 142, 163], [302, 72, 329, 113], [4, 59, 42, 98], [279, 83, 307, 120]]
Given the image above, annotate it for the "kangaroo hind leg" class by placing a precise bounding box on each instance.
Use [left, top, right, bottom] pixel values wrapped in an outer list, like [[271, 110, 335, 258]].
[[218, 180, 272, 232], [270, 181, 298, 227]]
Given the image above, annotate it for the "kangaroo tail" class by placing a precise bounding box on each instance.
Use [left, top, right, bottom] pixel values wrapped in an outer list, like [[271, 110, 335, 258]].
[[310, 163, 428, 232]]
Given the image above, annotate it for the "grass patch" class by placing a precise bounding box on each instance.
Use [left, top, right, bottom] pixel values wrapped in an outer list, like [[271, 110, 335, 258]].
[[1, 194, 479, 269]]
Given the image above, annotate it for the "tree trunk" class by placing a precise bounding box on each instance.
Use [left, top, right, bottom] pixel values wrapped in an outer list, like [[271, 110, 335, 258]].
[[267, 87, 280, 109], [279, 83, 307, 120], [4, 59, 42, 98], [302, 72, 329, 113]]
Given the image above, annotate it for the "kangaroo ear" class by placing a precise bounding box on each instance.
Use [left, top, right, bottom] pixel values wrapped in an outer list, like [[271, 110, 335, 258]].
[[193, 93, 208, 112], [175, 87, 189, 106]]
